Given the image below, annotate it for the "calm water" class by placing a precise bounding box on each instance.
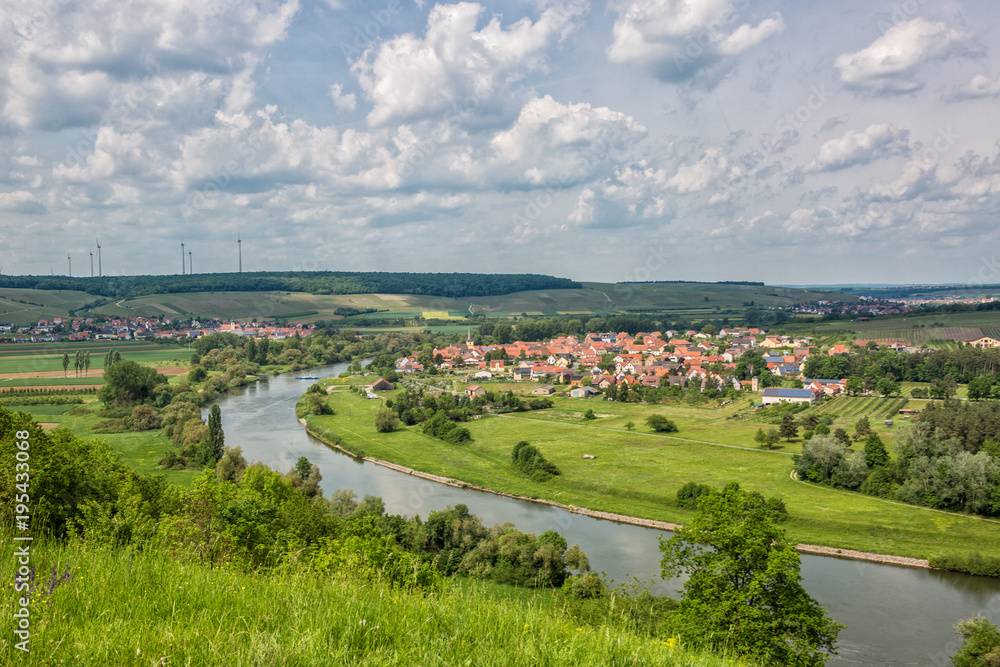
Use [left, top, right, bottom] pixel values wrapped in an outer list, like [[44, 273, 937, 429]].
[[213, 363, 1000, 666]]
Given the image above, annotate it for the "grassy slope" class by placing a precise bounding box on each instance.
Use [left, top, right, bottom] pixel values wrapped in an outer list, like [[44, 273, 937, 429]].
[[306, 386, 1000, 560], [64, 282, 857, 322], [0, 289, 96, 326], [0, 530, 750, 667]]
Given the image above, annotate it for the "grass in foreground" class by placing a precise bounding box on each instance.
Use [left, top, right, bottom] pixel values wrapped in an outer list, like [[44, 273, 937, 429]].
[[0, 531, 752, 667]]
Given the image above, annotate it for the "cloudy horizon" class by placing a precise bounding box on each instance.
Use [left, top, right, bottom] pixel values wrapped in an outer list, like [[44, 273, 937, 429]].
[[1, 0, 998, 286]]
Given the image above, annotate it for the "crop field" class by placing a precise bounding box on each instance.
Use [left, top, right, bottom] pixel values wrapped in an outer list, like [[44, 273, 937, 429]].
[[806, 396, 912, 422], [306, 383, 1000, 560], [0, 341, 190, 374], [795, 311, 1000, 345]]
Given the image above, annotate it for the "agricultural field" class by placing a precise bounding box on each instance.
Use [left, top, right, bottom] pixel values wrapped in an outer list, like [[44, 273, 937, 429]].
[[791, 310, 1000, 346], [0, 288, 96, 325], [304, 381, 1000, 560], [71, 282, 858, 324]]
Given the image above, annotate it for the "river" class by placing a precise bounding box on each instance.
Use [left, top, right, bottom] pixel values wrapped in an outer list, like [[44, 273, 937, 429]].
[[212, 362, 1000, 666]]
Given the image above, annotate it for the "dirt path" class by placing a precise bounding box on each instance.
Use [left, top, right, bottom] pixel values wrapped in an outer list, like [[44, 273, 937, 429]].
[[300, 418, 941, 569]]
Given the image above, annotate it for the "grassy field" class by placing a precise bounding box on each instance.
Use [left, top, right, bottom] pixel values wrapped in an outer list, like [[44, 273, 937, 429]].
[[0, 288, 96, 325], [0, 528, 751, 667], [305, 383, 1000, 560], [0, 341, 191, 374]]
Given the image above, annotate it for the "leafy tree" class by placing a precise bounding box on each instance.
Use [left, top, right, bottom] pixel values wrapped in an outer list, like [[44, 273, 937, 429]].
[[646, 414, 678, 433], [511, 441, 560, 481], [98, 360, 168, 406], [779, 414, 798, 441], [62, 353, 69, 377], [863, 433, 890, 469], [876, 377, 900, 397], [833, 427, 851, 448], [967, 376, 994, 401], [659, 484, 843, 665], [84, 352, 91, 375], [375, 405, 400, 433], [624, 420, 635, 431], [200, 404, 224, 465], [853, 416, 872, 441], [794, 435, 846, 483], [845, 376, 864, 396], [950, 616, 1000, 667], [583, 408, 596, 420]]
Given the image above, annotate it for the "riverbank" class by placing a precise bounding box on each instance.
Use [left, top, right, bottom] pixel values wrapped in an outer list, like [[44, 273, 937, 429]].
[[300, 418, 937, 570]]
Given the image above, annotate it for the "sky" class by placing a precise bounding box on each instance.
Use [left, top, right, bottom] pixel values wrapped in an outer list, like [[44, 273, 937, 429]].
[[0, 0, 999, 285]]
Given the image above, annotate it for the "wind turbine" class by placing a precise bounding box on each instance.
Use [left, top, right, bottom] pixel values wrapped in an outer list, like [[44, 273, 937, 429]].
[[96, 239, 102, 277], [68, 255, 72, 277], [189, 250, 193, 274], [90, 251, 94, 277], [237, 231, 242, 273], [181, 242, 185, 275]]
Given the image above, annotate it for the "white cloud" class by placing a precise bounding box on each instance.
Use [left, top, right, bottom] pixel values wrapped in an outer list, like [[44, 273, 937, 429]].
[[952, 73, 1000, 100], [0, 190, 44, 214], [666, 147, 728, 192], [834, 18, 968, 93], [0, 0, 299, 131], [606, 0, 784, 83], [352, 1, 586, 126], [807, 123, 910, 172], [329, 83, 357, 112], [489, 95, 646, 186]]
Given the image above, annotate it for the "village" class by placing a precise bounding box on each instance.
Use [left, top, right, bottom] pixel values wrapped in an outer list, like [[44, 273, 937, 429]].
[[391, 327, 942, 407], [0, 315, 315, 344]]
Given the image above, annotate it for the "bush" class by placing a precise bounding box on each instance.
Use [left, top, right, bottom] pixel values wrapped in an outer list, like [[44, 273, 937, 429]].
[[929, 553, 1000, 578], [676, 481, 713, 510], [511, 441, 560, 482], [126, 405, 161, 431], [646, 415, 678, 433], [375, 406, 399, 433]]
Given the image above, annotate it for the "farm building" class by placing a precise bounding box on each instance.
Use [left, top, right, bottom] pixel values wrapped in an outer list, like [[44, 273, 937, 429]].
[[761, 387, 817, 406], [370, 378, 394, 392], [569, 386, 601, 398]]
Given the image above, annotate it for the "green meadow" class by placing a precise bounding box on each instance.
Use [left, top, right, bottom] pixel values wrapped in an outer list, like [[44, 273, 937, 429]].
[[305, 382, 1000, 560], [0, 527, 753, 667]]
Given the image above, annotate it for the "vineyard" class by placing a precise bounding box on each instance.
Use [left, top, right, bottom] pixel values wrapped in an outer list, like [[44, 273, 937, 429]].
[[806, 395, 912, 421]]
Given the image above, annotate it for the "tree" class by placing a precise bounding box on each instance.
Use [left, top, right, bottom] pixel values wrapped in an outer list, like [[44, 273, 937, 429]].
[[833, 427, 851, 448], [62, 353, 69, 377], [863, 433, 889, 469], [583, 408, 596, 420], [84, 351, 91, 376], [780, 414, 798, 441], [853, 416, 872, 441], [375, 405, 399, 433], [624, 420, 635, 431], [98, 359, 168, 406], [646, 414, 678, 432], [950, 616, 1000, 667], [876, 377, 900, 397], [202, 404, 225, 465], [845, 376, 864, 396], [755, 427, 780, 450], [967, 376, 994, 401], [659, 484, 843, 665]]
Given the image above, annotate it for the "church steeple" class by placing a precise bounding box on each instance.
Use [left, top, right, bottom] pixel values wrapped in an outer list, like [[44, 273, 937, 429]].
[[466, 324, 474, 347]]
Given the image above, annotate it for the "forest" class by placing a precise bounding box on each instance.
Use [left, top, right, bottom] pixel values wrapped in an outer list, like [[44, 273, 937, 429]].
[[0, 271, 581, 299]]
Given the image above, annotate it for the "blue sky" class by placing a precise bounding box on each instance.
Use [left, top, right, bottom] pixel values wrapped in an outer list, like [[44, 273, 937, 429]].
[[1, 0, 999, 285]]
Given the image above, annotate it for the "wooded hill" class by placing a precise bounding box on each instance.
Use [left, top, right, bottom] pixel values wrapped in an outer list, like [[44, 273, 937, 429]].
[[0, 271, 582, 300]]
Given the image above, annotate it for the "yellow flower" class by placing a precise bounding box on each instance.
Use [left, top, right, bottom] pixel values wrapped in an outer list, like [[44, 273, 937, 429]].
[[666, 637, 677, 648]]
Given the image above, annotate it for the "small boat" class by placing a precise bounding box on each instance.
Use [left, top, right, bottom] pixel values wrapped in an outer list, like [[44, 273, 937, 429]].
[[295, 376, 320, 380]]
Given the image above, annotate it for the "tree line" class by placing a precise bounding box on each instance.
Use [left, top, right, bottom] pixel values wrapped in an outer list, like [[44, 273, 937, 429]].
[[0, 271, 581, 299]]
